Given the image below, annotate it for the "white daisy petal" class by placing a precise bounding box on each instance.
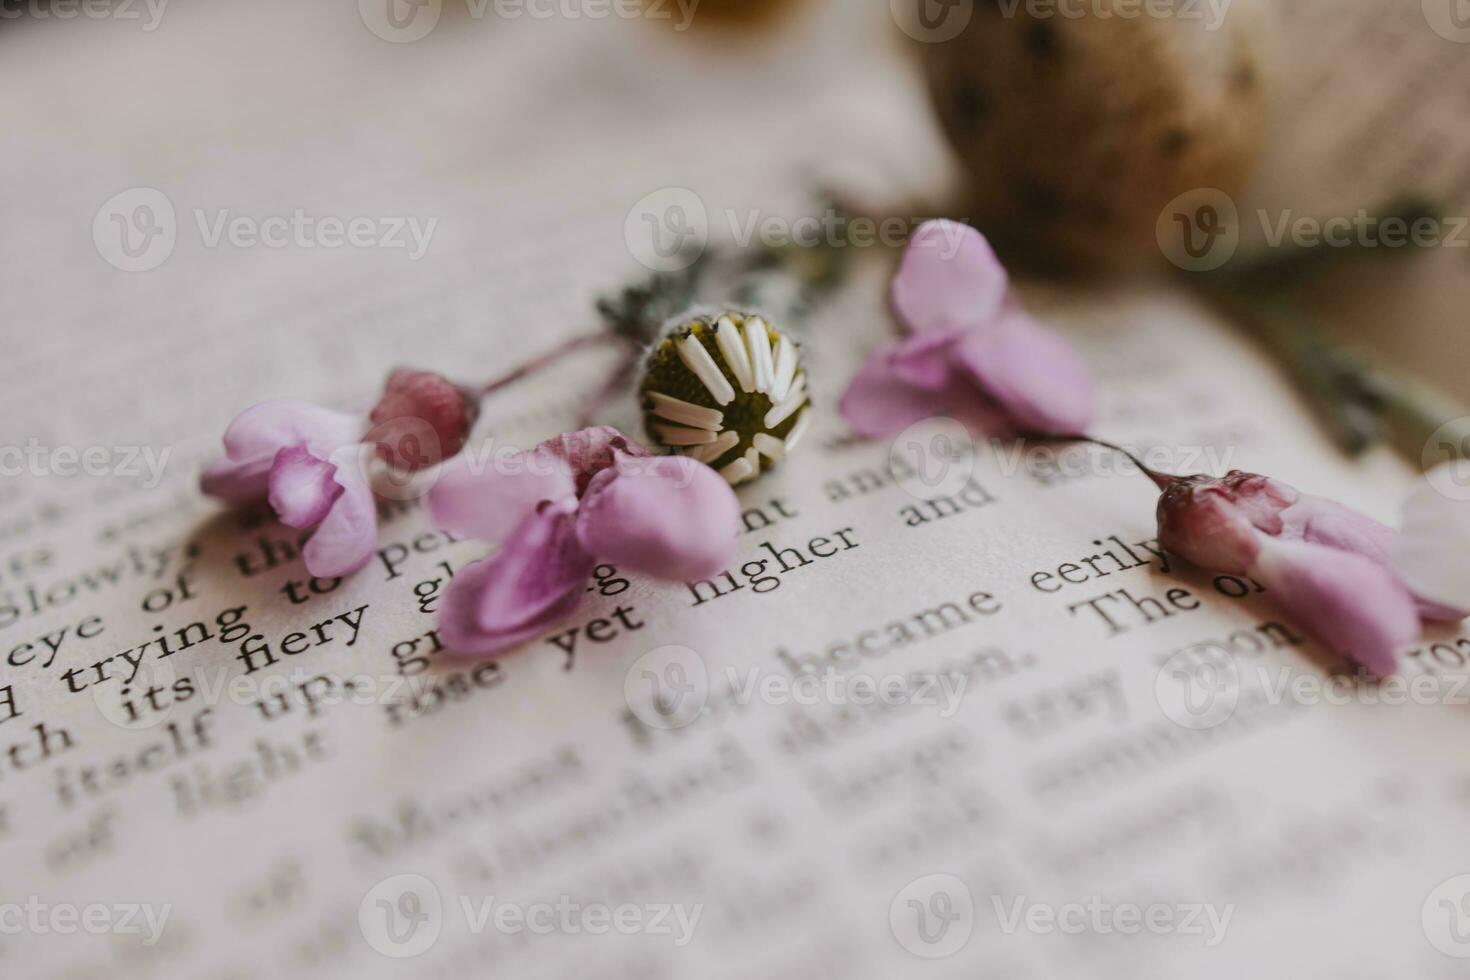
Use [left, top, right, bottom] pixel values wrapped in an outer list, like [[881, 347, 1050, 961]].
[[719, 454, 756, 485], [744, 317, 775, 394], [753, 433, 785, 462], [677, 336, 736, 406], [717, 317, 756, 393], [764, 392, 808, 429], [689, 430, 739, 464], [782, 409, 812, 453], [655, 424, 719, 447], [648, 392, 724, 431], [770, 335, 798, 402], [781, 372, 806, 408]]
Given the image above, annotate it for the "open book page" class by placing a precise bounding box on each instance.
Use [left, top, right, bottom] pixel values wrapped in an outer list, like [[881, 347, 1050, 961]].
[[2, 3, 1468, 978]]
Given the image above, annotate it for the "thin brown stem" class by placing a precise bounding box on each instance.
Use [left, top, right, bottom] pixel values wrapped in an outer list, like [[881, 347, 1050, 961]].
[[473, 332, 620, 399], [577, 351, 641, 429], [1034, 433, 1181, 490]]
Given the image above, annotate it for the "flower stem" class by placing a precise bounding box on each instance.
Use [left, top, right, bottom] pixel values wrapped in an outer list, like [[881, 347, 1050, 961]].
[[472, 332, 621, 399], [576, 350, 642, 429], [1036, 433, 1181, 490]]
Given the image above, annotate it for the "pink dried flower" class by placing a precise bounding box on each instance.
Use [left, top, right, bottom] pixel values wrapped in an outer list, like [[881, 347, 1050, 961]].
[[1156, 469, 1467, 675], [840, 220, 1096, 439], [428, 426, 741, 658], [201, 400, 378, 577], [202, 369, 482, 578]]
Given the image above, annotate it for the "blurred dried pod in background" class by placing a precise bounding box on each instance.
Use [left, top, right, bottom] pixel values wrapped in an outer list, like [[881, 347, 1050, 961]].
[[910, 0, 1273, 272], [650, 0, 805, 29]]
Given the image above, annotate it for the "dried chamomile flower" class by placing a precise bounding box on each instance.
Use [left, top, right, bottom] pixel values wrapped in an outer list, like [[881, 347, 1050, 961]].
[[640, 311, 811, 486]]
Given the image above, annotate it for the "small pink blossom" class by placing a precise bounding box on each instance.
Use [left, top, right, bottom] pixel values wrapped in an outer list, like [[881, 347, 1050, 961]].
[[203, 370, 480, 578], [840, 220, 1096, 439], [428, 427, 741, 659], [1156, 470, 1467, 675], [201, 400, 378, 577]]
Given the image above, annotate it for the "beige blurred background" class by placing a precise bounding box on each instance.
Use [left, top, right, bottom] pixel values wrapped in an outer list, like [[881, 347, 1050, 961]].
[[1, 0, 1466, 453]]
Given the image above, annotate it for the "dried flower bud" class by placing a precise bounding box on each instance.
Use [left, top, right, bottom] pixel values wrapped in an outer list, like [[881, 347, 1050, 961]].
[[1156, 471, 1296, 574], [640, 311, 811, 487], [369, 368, 480, 472]]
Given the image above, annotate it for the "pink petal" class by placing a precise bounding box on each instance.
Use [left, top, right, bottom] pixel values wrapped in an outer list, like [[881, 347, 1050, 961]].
[[301, 445, 380, 578], [202, 400, 362, 506], [576, 454, 741, 582], [1283, 494, 1466, 622], [951, 311, 1096, 437], [267, 447, 342, 529], [891, 220, 1009, 334], [839, 343, 946, 439], [200, 455, 272, 504], [219, 400, 362, 463], [888, 328, 967, 391], [428, 450, 576, 545], [1249, 537, 1421, 676], [437, 500, 595, 658], [935, 380, 1017, 436], [1279, 494, 1395, 557]]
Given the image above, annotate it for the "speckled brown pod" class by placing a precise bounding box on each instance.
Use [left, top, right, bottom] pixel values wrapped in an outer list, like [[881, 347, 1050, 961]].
[[916, 0, 1272, 271]]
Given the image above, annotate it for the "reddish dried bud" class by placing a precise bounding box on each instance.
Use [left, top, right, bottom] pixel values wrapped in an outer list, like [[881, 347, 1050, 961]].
[[1156, 471, 1297, 575], [369, 369, 480, 472]]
